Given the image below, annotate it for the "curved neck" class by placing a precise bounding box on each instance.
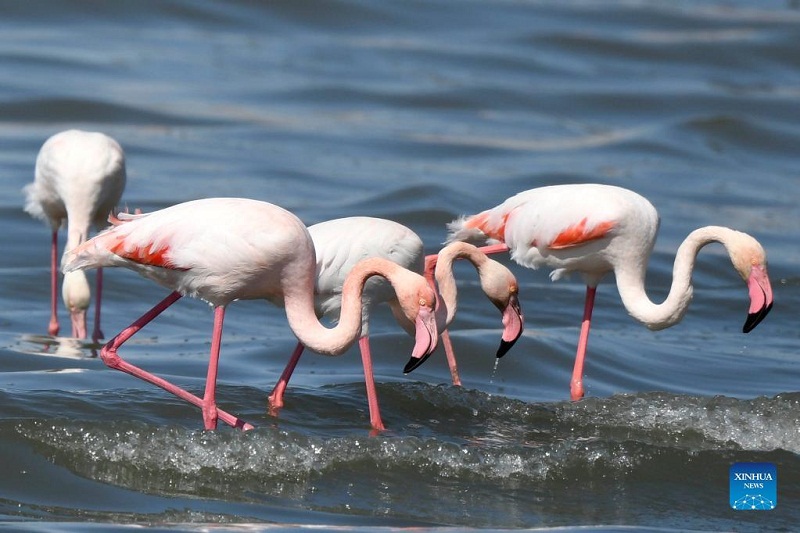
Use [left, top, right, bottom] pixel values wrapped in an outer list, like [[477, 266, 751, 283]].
[[434, 242, 489, 326], [282, 257, 407, 355], [615, 226, 738, 330], [64, 212, 92, 255]]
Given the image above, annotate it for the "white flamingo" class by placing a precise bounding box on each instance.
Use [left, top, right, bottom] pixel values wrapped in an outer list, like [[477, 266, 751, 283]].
[[24, 129, 126, 340], [62, 198, 439, 431], [267, 217, 524, 429], [442, 183, 774, 400]]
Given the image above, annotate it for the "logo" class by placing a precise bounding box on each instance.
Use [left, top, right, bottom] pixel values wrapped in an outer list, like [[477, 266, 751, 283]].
[[730, 462, 777, 510]]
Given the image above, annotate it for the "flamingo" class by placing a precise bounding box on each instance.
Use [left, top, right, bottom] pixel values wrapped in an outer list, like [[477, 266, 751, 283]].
[[442, 183, 774, 401], [62, 198, 439, 431], [268, 217, 524, 428], [23, 129, 126, 341]]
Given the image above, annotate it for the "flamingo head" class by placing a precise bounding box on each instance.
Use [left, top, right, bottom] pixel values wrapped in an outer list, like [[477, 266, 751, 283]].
[[61, 270, 90, 339], [401, 280, 439, 374], [729, 233, 773, 332], [478, 259, 524, 358]]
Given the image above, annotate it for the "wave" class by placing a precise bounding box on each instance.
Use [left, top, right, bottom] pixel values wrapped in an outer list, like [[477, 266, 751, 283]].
[[9, 385, 796, 528], [13, 386, 798, 489]]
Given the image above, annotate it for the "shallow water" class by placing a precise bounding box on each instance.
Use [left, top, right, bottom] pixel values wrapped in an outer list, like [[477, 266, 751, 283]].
[[0, 1, 798, 531]]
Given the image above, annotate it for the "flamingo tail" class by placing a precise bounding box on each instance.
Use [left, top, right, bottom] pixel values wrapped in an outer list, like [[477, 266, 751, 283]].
[[445, 212, 503, 245]]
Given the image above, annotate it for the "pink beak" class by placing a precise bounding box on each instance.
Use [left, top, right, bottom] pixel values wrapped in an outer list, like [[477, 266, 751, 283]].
[[497, 293, 524, 358], [404, 306, 438, 373], [70, 308, 88, 339], [743, 264, 773, 333]]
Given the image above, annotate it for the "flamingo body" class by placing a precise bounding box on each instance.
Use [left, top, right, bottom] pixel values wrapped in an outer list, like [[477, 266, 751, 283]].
[[446, 183, 773, 400], [63, 198, 439, 431], [311, 217, 425, 329], [24, 129, 126, 339], [309, 218, 521, 358], [78, 198, 310, 307], [449, 184, 659, 287]]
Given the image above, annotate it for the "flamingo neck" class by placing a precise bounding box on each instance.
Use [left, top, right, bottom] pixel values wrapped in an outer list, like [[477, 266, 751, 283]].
[[62, 217, 92, 316], [282, 257, 406, 356], [614, 226, 739, 330], [64, 215, 92, 256], [434, 242, 488, 326]]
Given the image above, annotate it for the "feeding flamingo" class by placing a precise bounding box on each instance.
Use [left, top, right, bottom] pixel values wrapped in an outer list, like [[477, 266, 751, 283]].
[[442, 183, 773, 400], [23, 129, 126, 341], [62, 198, 439, 431], [268, 217, 524, 428]]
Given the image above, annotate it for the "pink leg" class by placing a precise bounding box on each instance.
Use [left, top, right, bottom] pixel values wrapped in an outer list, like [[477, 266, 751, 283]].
[[92, 267, 104, 341], [477, 243, 510, 256], [358, 335, 385, 432], [48, 230, 59, 337], [268, 341, 305, 412], [100, 291, 254, 430], [200, 306, 226, 430], [441, 330, 462, 386], [570, 286, 596, 401]]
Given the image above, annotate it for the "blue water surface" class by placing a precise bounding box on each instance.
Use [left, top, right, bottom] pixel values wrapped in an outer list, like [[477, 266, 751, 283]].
[[0, 1, 797, 531]]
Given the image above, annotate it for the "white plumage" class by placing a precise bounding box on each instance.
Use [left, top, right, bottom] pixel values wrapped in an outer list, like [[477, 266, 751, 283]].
[[63, 198, 440, 431], [444, 183, 773, 400], [24, 129, 126, 340], [268, 217, 524, 429]]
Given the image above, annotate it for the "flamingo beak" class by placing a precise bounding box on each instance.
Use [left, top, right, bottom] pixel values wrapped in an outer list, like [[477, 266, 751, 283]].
[[743, 264, 773, 333], [70, 308, 88, 339], [404, 306, 438, 373], [496, 293, 524, 358]]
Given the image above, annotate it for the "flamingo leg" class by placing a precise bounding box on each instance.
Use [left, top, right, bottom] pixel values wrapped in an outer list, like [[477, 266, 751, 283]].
[[92, 267, 104, 341], [100, 291, 254, 430], [48, 230, 59, 337], [201, 305, 226, 430], [268, 341, 305, 412], [441, 330, 462, 386], [477, 243, 511, 256], [570, 286, 596, 401], [358, 335, 385, 432]]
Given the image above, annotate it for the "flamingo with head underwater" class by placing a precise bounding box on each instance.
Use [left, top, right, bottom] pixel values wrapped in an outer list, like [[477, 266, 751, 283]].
[[441, 183, 773, 400], [62, 198, 439, 431], [267, 217, 524, 429], [23, 129, 126, 341]]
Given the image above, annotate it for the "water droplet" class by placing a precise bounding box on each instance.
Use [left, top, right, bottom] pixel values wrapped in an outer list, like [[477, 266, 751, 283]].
[[489, 357, 500, 383]]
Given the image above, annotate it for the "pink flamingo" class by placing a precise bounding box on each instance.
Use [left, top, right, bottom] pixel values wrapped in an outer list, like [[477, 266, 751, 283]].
[[62, 198, 439, 431], [23, 130, 126, 341], [443, 183, 774, 401], [268, 217, 524, 428]]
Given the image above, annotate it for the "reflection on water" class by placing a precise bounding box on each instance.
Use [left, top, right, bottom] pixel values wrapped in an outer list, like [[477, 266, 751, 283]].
[[18, 334, 99, 359]]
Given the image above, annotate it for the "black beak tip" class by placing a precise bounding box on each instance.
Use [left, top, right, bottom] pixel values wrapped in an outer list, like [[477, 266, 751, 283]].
[[495, 337, 518, 359], [404, 352, 432, 374], [743, 302, 773, 333]]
